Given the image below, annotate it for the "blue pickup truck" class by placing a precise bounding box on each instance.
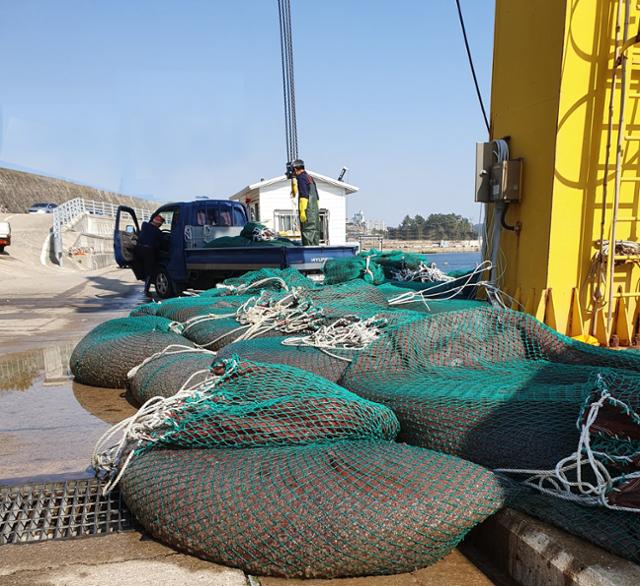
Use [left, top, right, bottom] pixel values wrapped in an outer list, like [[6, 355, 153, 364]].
[[114, 200, 357, 298]]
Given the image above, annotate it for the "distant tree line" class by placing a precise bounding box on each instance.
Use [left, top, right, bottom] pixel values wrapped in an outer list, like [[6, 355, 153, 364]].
[[387, 213, 478, 241]]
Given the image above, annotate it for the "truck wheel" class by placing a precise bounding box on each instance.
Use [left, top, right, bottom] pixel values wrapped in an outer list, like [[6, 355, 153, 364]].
[[0, 246, 4, 253], [154, 269, 175, 299]]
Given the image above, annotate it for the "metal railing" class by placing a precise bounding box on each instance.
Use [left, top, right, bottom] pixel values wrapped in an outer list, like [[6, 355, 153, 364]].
[[52, 198, 153, 265]]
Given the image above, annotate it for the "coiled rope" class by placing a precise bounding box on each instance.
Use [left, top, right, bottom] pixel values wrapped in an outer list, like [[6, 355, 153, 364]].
[[282, 316, 387, 362], [192, 289, 324, 349], [495, 375, 640, 512], [93, 357, 240, 494]]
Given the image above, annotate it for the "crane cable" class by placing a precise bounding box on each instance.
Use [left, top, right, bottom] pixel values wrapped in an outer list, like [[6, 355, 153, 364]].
[[278, 0, 298, 164], [454, 0, 490, 135]]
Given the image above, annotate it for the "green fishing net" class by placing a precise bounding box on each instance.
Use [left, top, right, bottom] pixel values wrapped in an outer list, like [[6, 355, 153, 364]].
[[127, 359, 400, 450], [154, 294, 260, 323], [502, 476, 640, 564], [371, 250, 433, 277], [323, 254, 385, 285], [221, 267, 317, 291], [342, 307, 640, 470], [70, 316, 192, 388], [129, 301, 160, 317], [127, 349, 216, 405], [120, 441, 505, 578], [216, 336, 353, 383]]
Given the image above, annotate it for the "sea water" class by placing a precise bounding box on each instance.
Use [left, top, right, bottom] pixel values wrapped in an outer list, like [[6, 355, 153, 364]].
[[427, 251, 482, 272]]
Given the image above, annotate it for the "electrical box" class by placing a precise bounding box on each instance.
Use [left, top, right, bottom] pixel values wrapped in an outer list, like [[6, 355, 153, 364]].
[[476, 141, 523, 203], [475, 142, 493, 203], [490, 159, 523, 202]]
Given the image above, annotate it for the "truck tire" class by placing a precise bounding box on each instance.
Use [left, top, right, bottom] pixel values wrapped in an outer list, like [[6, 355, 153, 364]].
[[154, 268, 175, 299], [0, 246, 4, 253]]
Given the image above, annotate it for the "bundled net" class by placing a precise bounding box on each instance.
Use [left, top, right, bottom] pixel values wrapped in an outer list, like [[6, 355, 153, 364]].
[[203, 223, 298, 249], [221, 267, 317, 292], [180, 289, 322, 350], [305, 280, 390, 319], [129, 302, 160, 317], [216, 315, 392, 384], [108, 359, 401, 454], [377, 283, 488, 314], [155, 294, 261, 323], [70, 316, 192, 388], [323, 253, 385, 286], [94, 356, 504, 577], [217, 336, 353, 383], [343, 307, 640, 470], [340, 306, 640, 559], [370, 250, 433, 278], [127, 347, 217, 405], [120, 442, 504, 578]]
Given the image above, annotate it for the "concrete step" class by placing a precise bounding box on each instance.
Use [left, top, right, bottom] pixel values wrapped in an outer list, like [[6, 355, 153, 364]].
[[467, 508, 640, 586]]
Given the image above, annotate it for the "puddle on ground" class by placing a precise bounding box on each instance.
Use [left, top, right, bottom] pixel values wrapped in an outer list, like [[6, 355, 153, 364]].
[[0, 342, 137, 484]]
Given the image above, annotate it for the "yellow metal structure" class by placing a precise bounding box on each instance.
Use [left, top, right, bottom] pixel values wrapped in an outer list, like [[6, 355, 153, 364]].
[[490, 0, 640, 345]]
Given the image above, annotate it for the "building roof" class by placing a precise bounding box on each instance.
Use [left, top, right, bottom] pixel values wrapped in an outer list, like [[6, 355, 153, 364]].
[[229, 170, 359, 201]]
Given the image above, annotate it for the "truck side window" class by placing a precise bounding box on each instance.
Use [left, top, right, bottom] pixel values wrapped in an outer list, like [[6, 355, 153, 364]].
[[233, 207, 246, 226], [171, 208, 181, 232]]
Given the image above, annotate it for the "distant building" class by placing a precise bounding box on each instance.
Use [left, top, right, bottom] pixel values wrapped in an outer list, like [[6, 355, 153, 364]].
[[229, 171, 359, 245], [349, 209, 386, 235]]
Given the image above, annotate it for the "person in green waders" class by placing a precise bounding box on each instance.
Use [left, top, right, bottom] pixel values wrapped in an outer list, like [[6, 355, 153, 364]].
[[292, 159, 320, 246]]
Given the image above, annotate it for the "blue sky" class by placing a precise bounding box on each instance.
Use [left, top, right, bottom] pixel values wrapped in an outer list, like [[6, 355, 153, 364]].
[[0, 1, 495, 225]]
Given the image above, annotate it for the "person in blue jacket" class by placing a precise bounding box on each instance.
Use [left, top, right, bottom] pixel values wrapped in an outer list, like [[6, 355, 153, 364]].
[[292, 159, 320, 246], [136, 214, 164, 296]]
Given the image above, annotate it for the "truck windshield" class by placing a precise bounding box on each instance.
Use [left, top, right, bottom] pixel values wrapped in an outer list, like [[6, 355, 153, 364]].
[[194, 203, 245, 227]]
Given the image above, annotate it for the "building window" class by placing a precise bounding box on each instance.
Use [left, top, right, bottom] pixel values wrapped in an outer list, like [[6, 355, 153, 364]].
[[274, 210, 298, 235], [274, 208, 330, 243]]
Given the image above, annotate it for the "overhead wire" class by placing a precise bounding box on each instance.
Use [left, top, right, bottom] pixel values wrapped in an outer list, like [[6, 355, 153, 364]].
[[277, 0, 299, 163], [454, 0, 490, 135]]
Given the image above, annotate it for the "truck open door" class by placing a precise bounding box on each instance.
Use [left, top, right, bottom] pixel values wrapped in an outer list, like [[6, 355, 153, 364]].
[[114, 206, 145, 279]]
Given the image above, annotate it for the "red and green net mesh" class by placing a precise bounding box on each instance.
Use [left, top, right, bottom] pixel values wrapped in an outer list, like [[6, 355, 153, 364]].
[[121, 442, 505, 578], [70, 316, 192, 388], [104, 358, 504, 578]]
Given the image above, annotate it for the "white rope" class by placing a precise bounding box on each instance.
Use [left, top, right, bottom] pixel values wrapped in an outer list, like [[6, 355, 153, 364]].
[[388, 260, 495, 307], [216, 276, 290, 295], [282, 316, 387, 362], [364, 255, 374, 281], [126, 344, 216, 380], [181, 311, 238, 334], [495, 376, 640, 512], [93, 357, 240, 494], [192, 289, 323, 349], [391, 262, 455, 284], [234, 289, 324, 341]]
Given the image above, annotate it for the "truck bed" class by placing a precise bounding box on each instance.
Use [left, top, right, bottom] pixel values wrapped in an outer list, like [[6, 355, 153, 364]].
[[184, 244, 357, 273]]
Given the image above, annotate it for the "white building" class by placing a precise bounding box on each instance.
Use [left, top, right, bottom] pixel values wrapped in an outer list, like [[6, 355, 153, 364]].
[[229, 171, 359, 245]]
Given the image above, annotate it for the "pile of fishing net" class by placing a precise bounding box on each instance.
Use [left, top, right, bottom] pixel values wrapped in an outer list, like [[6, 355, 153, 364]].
[[93, 358, 505, 578], [323, 252, 385, 285], [74, 265, 640, 568], [322, 249, 483, 300], [340, 306, 640, 561], [220, 266, 316, 291], [127, 347, 217, 405], [70, 316, 192, 388], [343, 307, 640, 468], [203, 222, 299, 249]]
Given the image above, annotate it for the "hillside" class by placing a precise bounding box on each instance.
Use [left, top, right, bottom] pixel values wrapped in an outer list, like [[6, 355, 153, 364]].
[[0, 167, 156, 212]]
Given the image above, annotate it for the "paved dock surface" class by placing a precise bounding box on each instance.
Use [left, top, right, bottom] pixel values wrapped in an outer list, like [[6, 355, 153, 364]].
[[0, 532, 495, 586]]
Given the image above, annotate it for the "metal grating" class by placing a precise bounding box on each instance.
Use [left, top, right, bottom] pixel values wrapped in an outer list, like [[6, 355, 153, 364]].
[[0, 478, 134, 545]]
